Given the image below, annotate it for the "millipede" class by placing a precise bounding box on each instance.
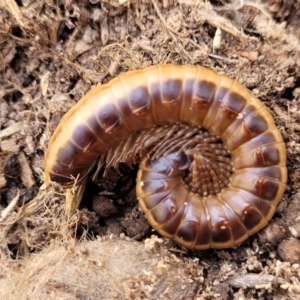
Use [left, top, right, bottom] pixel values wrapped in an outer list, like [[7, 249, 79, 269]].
[[45, 64, 287, 249]]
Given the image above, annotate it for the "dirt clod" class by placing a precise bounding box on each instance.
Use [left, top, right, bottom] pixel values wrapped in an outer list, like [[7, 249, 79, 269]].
[[258, 219, 287, 245], [92, 195, 118, 217], [277, 237, 300, 264]]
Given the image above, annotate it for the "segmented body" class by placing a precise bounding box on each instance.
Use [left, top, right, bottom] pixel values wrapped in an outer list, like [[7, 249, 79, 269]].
[[45, 64, 287, 249]]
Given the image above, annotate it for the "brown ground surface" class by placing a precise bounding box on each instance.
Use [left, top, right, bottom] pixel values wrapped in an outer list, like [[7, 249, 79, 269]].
[[0, 0, 300, 299]]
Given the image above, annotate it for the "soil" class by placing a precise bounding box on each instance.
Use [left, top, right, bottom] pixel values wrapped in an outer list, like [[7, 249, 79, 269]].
[[0, 0, 300, 299]]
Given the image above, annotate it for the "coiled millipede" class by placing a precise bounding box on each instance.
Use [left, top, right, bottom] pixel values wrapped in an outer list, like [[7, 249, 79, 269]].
[[45, 64, 287, 249]]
